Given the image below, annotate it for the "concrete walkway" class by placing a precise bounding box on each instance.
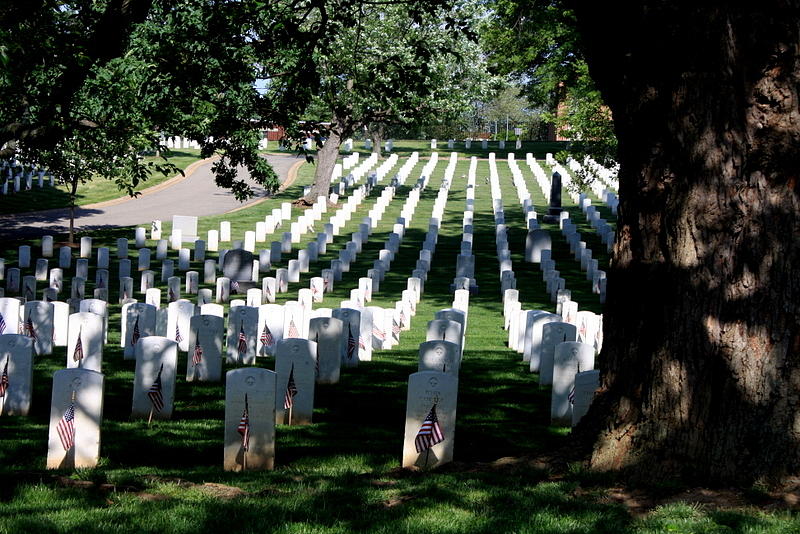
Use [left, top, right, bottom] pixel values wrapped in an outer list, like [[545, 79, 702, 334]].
[[0, 154, 303, 241]]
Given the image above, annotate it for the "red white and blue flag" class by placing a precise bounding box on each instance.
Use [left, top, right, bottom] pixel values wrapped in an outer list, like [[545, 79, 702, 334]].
[[237, 323, 247, 356], [24, 317, 36, 340], [0, 357, 9, 397], [284, 364, 298, 410], [57, 401, 76, 451], [415, 404, 444, 453], [73, 329, 84, 362], [238, 394, 250, 451], [347, 327, 357, 360], [131, 317, 141, 346], [192, 334, 203, 366], [260, 323, 274, 347], [148, 364, 165, 412]]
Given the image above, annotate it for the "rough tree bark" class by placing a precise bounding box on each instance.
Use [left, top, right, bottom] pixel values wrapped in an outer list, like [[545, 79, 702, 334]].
[[571, 3, 800, 484], [369, 122, 386, 155], [68, 175, 80, 244], [303, 116, 350, 204]]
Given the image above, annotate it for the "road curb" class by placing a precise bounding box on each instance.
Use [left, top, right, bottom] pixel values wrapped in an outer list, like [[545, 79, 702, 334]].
[[82, 155, 221, 210], [225, 159, 305, 214]]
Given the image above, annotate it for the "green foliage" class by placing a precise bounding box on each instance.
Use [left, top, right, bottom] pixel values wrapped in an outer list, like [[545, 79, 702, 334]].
[[481, 0, 617, 162], [306, 1, 493, 137]]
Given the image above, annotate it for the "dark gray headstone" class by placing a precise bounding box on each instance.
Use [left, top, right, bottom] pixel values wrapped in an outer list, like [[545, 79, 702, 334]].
[[222, 249, 254, 283]]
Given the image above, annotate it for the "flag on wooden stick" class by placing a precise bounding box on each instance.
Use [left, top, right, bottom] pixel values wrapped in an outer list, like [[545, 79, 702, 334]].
[[73, 328, 84, 362], [260, 323, 274, 348], [0, 357, 9, 397], [192, 333, 203, 366], [238, 394, 250, 451], [237, 322, 247, 356], [57, 400, 76, 451], [131, 317, 141, 346], [148, 364, 165, 412], [284, 364, 298, 410], [414, 404, 444, 453]]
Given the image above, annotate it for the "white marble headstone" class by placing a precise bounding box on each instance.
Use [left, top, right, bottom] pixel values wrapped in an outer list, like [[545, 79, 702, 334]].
[[0, 334, 33, 416], [67, 312, 104, 372], [226, 305, 259, 364], [308, 316, 343, 384], [186, 314, 223, 382], [401, 371, 458, 469], [224, 368, 276, 471], [274, 338, 317, 425], [131, 337, 178, 420], [46, 368, 104, 469]]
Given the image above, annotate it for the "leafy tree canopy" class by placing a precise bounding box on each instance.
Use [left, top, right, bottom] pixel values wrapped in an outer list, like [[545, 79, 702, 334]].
[[481, 0, 616, 163]]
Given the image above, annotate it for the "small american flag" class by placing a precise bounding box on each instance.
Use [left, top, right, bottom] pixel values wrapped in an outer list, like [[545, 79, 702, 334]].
[[415, 404, 444, 453], [0, 312, 6, 334], [25, 286, 33, 301], [568, 386, 576, 405], [311, 284, 320, 298], [399, 310, 407, 328], [578, 319, 587, 341], [24, 318, 36, 340], [131, 317, 141, 346], [260, 323, 274, 347], [392, 319, 401, 337], [358, 336, 366, 350], [168, 287, 176, 301], [57, 401, 76, 451], [0, 357, 9, 397], [175, 322, 183, 343], [323, 278, 331, 292], [192, 335, 203, 366], [347, 327, 357, 360], [287, 319, 299, 339], [372, 326, 385, 341], [73, 330, 84, 362], [284, 364, 298, 410], [265, 284, 272, 298], [238, 394, 250, 451], [237, 323, 247, 356], [97, 276, 105, 289], [122, 288, 129, 300], [148, 364, 165, 412], [231, 280, 240, 294]]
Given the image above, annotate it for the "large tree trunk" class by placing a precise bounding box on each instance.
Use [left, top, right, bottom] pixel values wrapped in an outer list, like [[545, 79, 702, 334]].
[[571, 3, 800, 485], [369, 122, 386, 155], [304, 120, 347, 204], [68, 176, 79, 244]]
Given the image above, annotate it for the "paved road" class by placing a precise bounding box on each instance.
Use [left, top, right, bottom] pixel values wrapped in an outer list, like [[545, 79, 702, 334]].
[[0, 154, 302, 241]]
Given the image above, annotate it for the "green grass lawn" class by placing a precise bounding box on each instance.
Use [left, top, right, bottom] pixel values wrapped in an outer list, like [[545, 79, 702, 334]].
[[1, 153, 797, 533], [0, 149, 204, 215]]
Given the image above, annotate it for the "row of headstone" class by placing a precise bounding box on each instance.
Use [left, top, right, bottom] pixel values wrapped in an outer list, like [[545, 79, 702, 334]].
[[362, 139, 394, 152], [493, 154, 605, 429], [0, 160, 54, 194], [164, 136, 200, 149], [567, 156, 619, 215], [403, 291, 470, 469], [0, 296, 107, 355], [39, 336, 318, 471], [559, 212, 607, 304]]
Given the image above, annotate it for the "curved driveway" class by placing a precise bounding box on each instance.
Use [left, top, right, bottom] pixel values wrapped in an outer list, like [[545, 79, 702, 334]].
[[0, 154, 302, 240]]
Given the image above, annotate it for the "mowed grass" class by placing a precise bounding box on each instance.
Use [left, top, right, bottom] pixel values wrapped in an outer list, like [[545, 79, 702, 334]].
[[0, 149, 204, 215], [0, 153, 797, 533]]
